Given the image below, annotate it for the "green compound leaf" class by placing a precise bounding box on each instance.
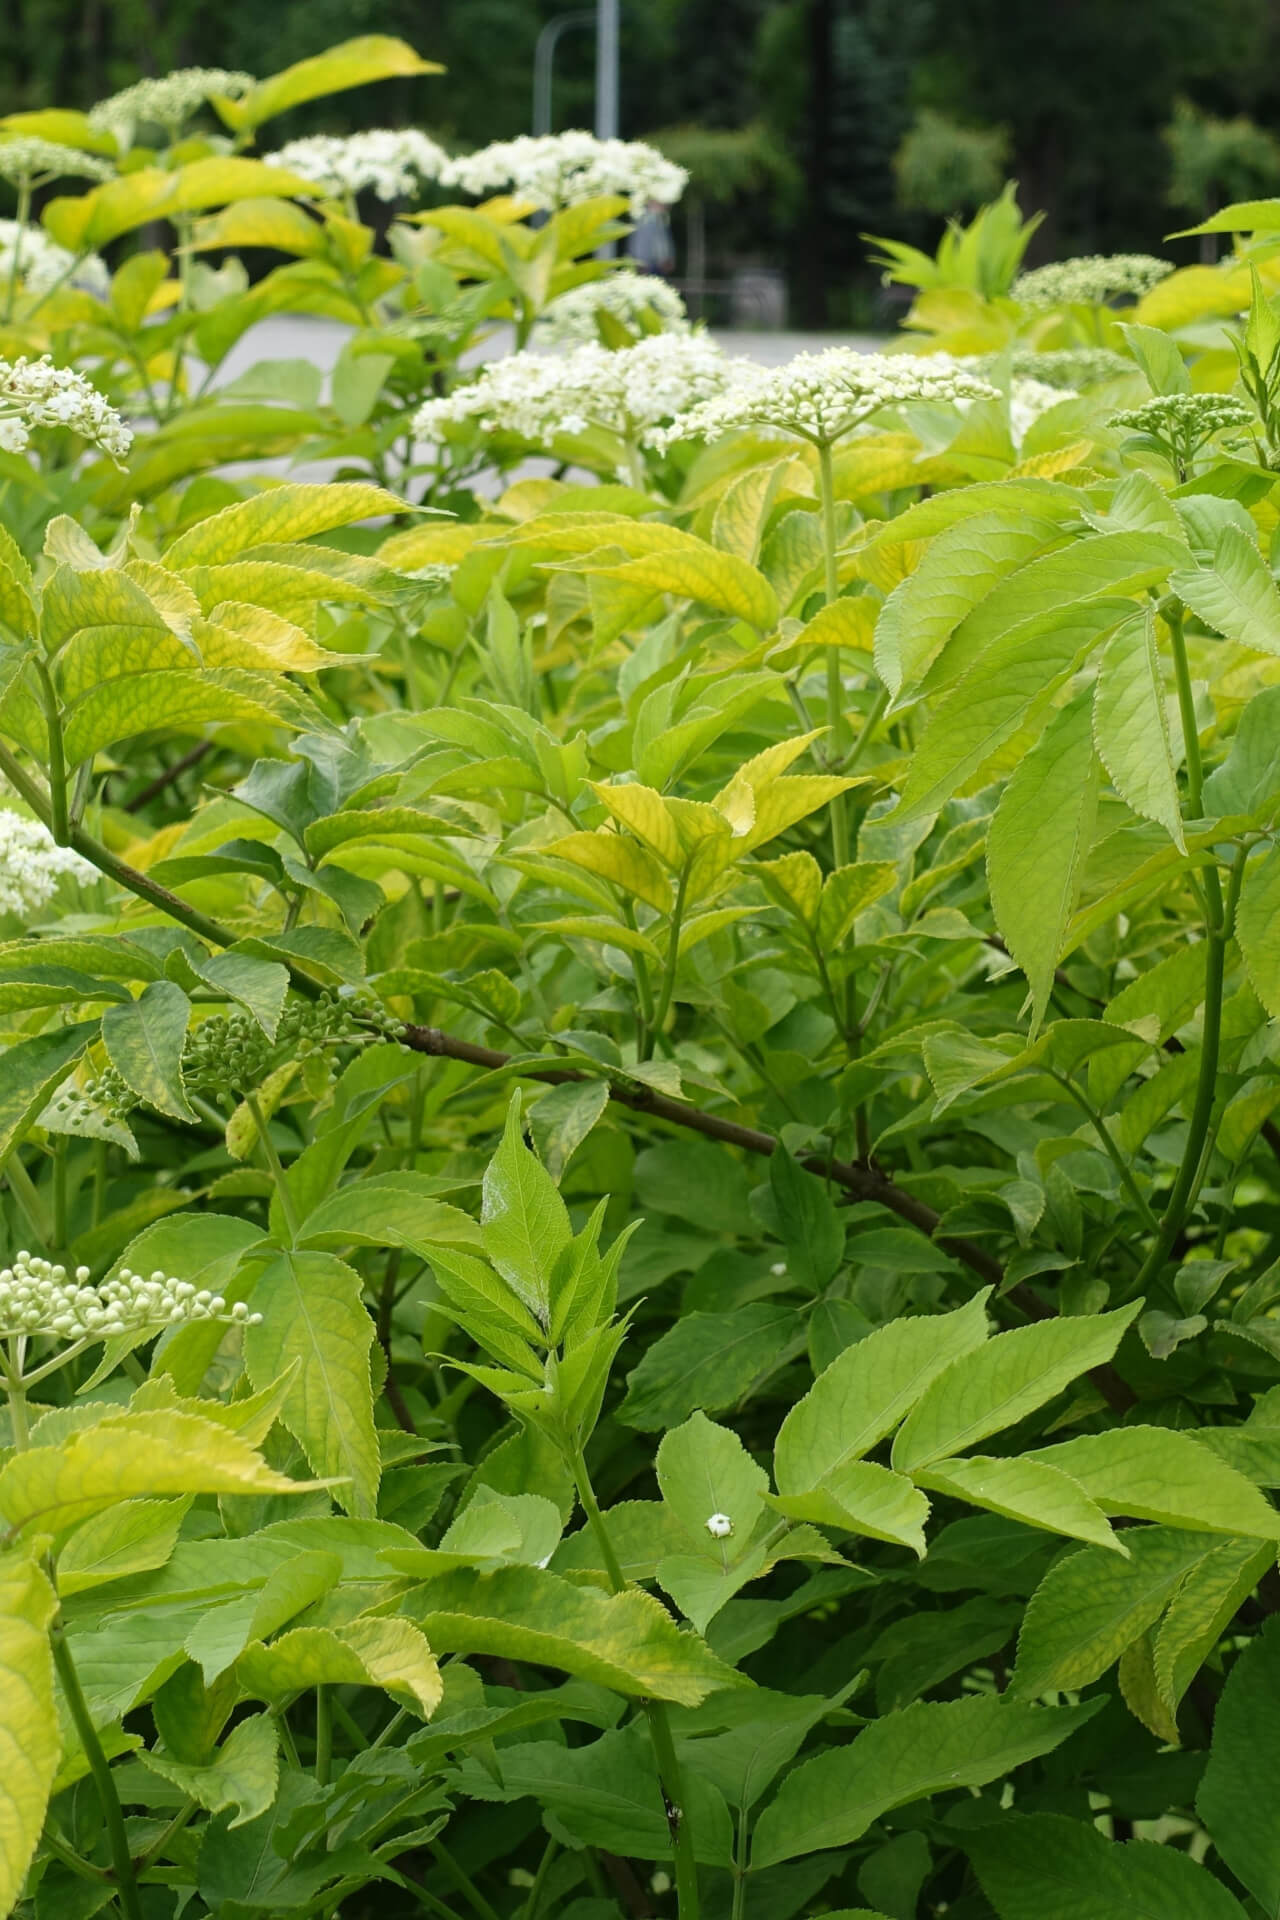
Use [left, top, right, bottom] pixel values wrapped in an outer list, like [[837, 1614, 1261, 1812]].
[[751, 1694, 1098, 1867], [967, 1810, 1247, 1919], [101, 979, 195, 1122], [0, 1549, 58, 1918]]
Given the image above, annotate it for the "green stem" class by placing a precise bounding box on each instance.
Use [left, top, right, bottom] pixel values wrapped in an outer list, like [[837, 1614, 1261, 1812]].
[[314, 1685, 332, 1786], [730, 1801, 751, 1920], [51, 1617, 144, 1920], [246, 1094, 301, 1242], [648, 863, 690, 1056], [524, 1837, 559, 1920], [1133, 609, 1232, 1293], [5, 1338, 29, 1449], [816, 438, 849, 867], [429, 1841, 503, 1920], [1048, 1070, 1158, 1232], [4, 177, 30, 323], [570, 1445, 700, 1920], [5, 1151, 51, 1245], [31, 657, 69, 845]]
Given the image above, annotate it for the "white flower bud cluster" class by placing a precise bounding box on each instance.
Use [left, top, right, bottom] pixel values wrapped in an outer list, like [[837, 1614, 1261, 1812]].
[[0, 138, 113, 185], [990, 346, 1131, 389], [1009, 375, 1077, 444], [266, 130, 449, 203], [90, 68, 254, 143], [652, 347, 999, 450], [414, 332, 749, 450], [540, 271, 689, 348], [1012, 254, 1172, 309], [0, 357, 132, 461], [0, 809, 97, 918], [0, 221, 108, 301], [0, 1250, 261, 1342], [440, 131, 688, 217], [705, 1511, 733, 1538]]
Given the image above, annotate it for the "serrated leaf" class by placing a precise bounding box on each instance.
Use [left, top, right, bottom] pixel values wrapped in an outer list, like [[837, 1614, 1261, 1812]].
[[1010, 1528, 1220, 1698], [0, 1410, 320, 1536], [401, 1563, 745, 1705], [141, 1711, 278, 1828], [751, 1694, 1097, 1867], [480, 1090, 571, 1319], [1154, 1538, 1271, 1729], [1237, 842, 1280, 1017], [776, 1293, 990, 1495], [0, 1548, 57, 1916], [164, 482, 406, 569], [967, 1811, 1247, 1919], [987, 689, 1100, 1030], [912, 1454, 1124, 1552], [101, 979, 195, 1122], [1029, 1426, 1280, 1537], [1173, 523, 1280, 655], [243, 1251, 379, 1519], [217, 36, 442, 134], [1093, 609, 1184, 846], [0, 1020, 97, 1162], [528, 1080, 610, 1182], [890, 1304, 1137, 1472], [237, 1616, 442, 1717]]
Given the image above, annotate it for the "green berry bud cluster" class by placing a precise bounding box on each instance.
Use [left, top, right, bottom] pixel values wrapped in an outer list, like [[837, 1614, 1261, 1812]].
[[0, 1250, 261, 1341], [182, 990, 403, 1097]]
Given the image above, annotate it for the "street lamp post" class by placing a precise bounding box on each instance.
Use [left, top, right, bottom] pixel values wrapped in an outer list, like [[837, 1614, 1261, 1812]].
[[594, 0, 619, 141], [532, 10, 594, 137]]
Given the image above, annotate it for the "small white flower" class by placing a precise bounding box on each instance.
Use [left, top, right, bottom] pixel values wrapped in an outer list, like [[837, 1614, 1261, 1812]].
[[1009, 375, 1077, 445], [441, 130, 687, 218], [1012, 254, 1172, 309], [540, 271, 688, 347], [0, 220, 108, 301], [770, 1261, 788, 1276], [705, 1511, 733, 1538], [414, 332, 750, 452], [0, 1250, 262, 1342], [0, 138, 113, 185], [266, 130, 449, 203], [653, 347, 998, 451], [0, 809, 96, 918], [90, 68, 254, 144], [0, 357, 132, 461]]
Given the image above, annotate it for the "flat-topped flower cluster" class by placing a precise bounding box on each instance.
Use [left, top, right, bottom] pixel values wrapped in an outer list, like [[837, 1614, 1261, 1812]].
[[1012, 253, 1172, 308], [267, 130, 450, 202], [651, 347, 999, 449], [0, 221, 108, 301], [90, 67, 254, 143], [541, 271, 688, 347], [0, 811, 97, 917], [0, 137, 113, 185], [415, 331, 747, 449], [0, 358, 132, 461], [0, 1251, 260, 1342], [441, 130, 688, 216]]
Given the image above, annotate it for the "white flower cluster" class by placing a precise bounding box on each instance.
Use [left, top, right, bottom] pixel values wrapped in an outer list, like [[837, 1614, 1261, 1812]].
[[540, 271, 688, 347], [90, 68, 254, 142], [266, 130, 449, 203], [0, 221, 107, 301], [993, 346, 1131, 389], [0, 138, 113, 185], [653, 347, 999, 450], [415, 332, 747, 449], [0, 1250, 260, 1342], [705, 1511, 733, 1538], [441, 131, 687, 217], [1009, 375, 1076, 443], [0, 357, 132, 461], [0, 810, 96, 917], [1012, 254, 1172, 308]]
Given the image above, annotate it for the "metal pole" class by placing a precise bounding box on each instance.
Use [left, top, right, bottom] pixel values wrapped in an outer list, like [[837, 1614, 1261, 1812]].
[[533, 11, 594, 136], [595, 0, 619, 140]]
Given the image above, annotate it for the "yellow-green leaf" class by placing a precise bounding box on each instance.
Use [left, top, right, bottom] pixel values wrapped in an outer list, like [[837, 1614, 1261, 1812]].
[[217, 36, 442, 134], [0, 1549, 57, 1917], [164, 483, 406, 569], [236, 1616, 441, 1717]]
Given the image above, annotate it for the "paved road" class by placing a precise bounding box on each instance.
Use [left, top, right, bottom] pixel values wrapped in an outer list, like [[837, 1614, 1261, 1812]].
[[217, 315, 886, 384]]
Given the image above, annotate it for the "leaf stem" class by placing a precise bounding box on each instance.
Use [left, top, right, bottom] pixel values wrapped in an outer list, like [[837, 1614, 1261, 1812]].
[[31, 656, 69, 845], [314, 1684, 332, 1786], [246, 1093, 301, 1242], [570, 1444, 700, 1920], [50, 1613, 144, 1920], [429, 1841, 503, 1920], [816, 438, 849, 868]]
